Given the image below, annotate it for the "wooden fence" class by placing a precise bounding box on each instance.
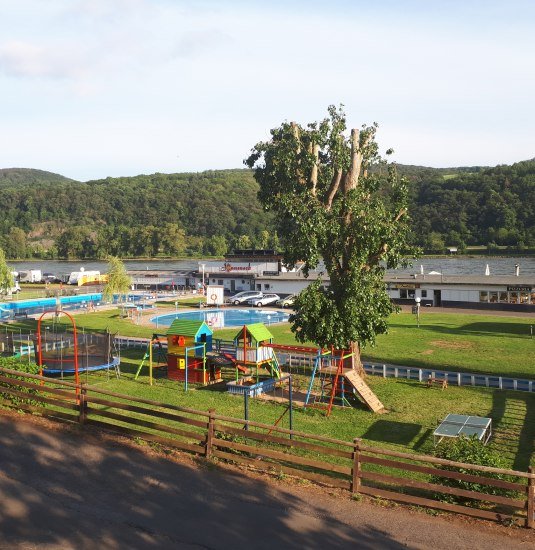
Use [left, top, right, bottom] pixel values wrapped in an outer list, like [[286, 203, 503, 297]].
[[0, 366, 533, 528]]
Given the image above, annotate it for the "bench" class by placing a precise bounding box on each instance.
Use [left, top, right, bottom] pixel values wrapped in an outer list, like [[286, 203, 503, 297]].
[[426, 377, 448, 390]]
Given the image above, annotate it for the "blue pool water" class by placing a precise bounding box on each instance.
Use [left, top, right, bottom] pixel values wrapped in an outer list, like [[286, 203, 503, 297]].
[[0, 293, 140, 318], [152, 308, 290, 329]]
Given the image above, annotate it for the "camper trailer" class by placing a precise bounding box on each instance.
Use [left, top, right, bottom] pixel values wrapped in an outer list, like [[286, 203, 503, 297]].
[[18, 270, 42, 283]]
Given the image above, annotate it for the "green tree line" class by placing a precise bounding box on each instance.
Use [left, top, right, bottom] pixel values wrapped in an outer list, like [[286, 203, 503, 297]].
[[0, 160, 533, 259]]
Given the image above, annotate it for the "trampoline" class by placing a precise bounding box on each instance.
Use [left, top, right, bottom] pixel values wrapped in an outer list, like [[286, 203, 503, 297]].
[[433, 414, 492, 446], [37, 330, 120, 377]]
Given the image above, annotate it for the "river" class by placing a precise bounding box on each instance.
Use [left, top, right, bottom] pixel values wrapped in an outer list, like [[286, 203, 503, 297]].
[[8, 257, 535, 277]]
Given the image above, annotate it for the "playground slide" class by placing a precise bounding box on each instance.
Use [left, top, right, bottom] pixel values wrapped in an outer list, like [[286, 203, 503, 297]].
[[344, 370, 385, 413], [220, 352, 251, 375]]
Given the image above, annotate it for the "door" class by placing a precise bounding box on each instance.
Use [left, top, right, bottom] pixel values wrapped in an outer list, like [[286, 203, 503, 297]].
[[231, 280, 236, 292], [434, 290, 442, 306]]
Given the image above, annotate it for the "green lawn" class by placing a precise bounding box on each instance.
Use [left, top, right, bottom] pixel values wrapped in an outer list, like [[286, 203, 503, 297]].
[[3, 307, 534, 469], [74, 354, 535, 470], [7, 309, 535, 378]]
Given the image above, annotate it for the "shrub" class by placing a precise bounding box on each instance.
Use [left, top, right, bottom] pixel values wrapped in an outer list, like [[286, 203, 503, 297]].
[[431, 436, 520, 503], [0, 356, 42, 408]]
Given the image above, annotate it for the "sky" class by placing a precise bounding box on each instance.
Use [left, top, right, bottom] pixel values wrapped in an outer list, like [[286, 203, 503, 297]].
[[1, 0, 534, 181]]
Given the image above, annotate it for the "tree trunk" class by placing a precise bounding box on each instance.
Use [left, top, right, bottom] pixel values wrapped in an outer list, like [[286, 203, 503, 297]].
[[350, 341, 365, 376]]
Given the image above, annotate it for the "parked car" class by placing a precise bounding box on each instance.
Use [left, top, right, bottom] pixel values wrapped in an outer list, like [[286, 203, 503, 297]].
[[276, 294, 296, 308], [247, 293, 281, 307], [227, 291, 264, 305]]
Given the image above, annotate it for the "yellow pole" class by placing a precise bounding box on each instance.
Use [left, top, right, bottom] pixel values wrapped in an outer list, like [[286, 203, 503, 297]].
[[149, 339, 153, 386]]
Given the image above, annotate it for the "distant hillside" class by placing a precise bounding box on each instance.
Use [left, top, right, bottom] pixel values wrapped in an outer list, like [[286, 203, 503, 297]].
[[0, 168, 78, 188], [0, 161, 533, 259]]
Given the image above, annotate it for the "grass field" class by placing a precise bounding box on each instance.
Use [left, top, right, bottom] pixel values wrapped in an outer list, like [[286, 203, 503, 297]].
[[3, 307, 534, 469], [74, 354, 535, 470]]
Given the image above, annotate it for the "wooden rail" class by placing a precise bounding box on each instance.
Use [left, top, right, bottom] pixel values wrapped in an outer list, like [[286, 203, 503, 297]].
[[0, 365, 533, 528]]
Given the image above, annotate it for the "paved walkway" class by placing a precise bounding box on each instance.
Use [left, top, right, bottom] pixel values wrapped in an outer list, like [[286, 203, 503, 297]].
[[0, 412, 533, 549]]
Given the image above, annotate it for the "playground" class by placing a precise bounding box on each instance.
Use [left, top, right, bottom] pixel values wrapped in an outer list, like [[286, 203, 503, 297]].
[[1, 303, 534, 470]]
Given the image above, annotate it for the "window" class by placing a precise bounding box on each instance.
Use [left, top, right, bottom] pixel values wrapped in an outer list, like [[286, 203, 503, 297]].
[[489, 292, 498, 303], [531, 291, 535, 305], [499, 291, 508, 302], [256, 284, 261, 290], [509, 292, 519, 304], [520, 292, 529, 304], [218, 280, 223, 285], [421, 290, 427, 298], [264, 284, 270, 290], [479, 291, 488, 302], [408, 289, 415, 299], [400, 289, 408, 299]]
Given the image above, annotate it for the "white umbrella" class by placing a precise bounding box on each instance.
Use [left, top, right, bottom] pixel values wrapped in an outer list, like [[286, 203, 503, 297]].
[[485, 264, 490, 276], [420, 264, 424, 275]]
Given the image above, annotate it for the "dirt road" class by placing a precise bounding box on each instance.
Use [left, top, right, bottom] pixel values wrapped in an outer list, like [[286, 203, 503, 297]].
[[0, 412, 533, 549]]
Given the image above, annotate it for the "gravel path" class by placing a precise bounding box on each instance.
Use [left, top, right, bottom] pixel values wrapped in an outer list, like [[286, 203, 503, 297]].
[[0, 412, 533, 550]]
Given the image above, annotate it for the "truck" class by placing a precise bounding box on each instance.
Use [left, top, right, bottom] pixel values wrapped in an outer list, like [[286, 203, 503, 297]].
[[67, 270, 100, 285]]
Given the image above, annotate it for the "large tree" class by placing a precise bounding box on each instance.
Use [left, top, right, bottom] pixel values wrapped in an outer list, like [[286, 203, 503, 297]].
[[245, 106, 416, 372]]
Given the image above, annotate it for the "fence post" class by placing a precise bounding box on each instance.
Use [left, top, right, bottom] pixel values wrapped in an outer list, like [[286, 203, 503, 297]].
[[78, 386, 87, 425], [351, 438, 361, 495], [205, 408, 215, 458], [527, 467, 534, 529]]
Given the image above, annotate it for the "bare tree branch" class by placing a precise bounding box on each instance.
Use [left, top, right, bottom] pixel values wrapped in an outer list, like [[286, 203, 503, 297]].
[[325, 169, 342, 209]]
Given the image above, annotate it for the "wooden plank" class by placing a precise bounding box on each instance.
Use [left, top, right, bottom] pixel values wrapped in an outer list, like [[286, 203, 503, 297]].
[[83, 385, 210, 418], [362, 454, 524, 492], [358, 485, 514, 523], [0, 375, 77, 400], [213, 423, 353, 459], [0, 399, 78, 423], [212, 449, 351, 490], [0, 367, 78, 389], [361, 470, 525, 509], [84, 419, 204, 455], [360, 443, 534, 479], [85, 395, 208, 429], [213, 437, 352, 476], [86, 407, 206, 441], [212, 413, 354, 448], [0, 386, 79, 412]]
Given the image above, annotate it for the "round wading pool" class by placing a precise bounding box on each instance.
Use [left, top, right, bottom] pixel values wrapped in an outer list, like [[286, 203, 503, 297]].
[[151, 308, 290, 329]]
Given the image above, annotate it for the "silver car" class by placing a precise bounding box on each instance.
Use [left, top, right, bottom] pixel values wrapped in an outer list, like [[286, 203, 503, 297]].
[[247, 293, 281, 307]]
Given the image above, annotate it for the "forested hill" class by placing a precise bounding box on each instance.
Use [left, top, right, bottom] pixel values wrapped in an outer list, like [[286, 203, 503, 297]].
[[0, 161, 533, 259], [0, 168, 76, 189]]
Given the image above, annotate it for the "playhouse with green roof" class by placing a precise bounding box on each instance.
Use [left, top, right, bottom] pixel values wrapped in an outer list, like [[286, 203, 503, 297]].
[[233, 323, 280, 379], [166, 319, 218, 384]]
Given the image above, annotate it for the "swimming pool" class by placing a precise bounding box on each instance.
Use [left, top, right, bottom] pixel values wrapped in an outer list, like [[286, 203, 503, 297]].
[[0, 293, 141, 318], [151, 308, 290, 329]]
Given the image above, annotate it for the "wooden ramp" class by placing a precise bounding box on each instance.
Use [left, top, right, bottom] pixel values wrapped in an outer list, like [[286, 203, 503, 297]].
[[344, 370, 385, 413]]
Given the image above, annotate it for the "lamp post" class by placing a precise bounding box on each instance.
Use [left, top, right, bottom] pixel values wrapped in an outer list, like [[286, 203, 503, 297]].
[[415, 297, 421, 328], [201, 264, 206, 294]]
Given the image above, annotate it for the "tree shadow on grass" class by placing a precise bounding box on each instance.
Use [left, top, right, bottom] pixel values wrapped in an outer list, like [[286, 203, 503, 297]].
[[362, 420, 422, 446], [488, 390, 535, 471], [0, 413, 406, 549]]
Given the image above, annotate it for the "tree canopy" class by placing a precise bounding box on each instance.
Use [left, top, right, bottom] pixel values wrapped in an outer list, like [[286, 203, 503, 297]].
[[0, 247, 14, 293], [246, 106, 416, 369], [102, 256, 132, 303]]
